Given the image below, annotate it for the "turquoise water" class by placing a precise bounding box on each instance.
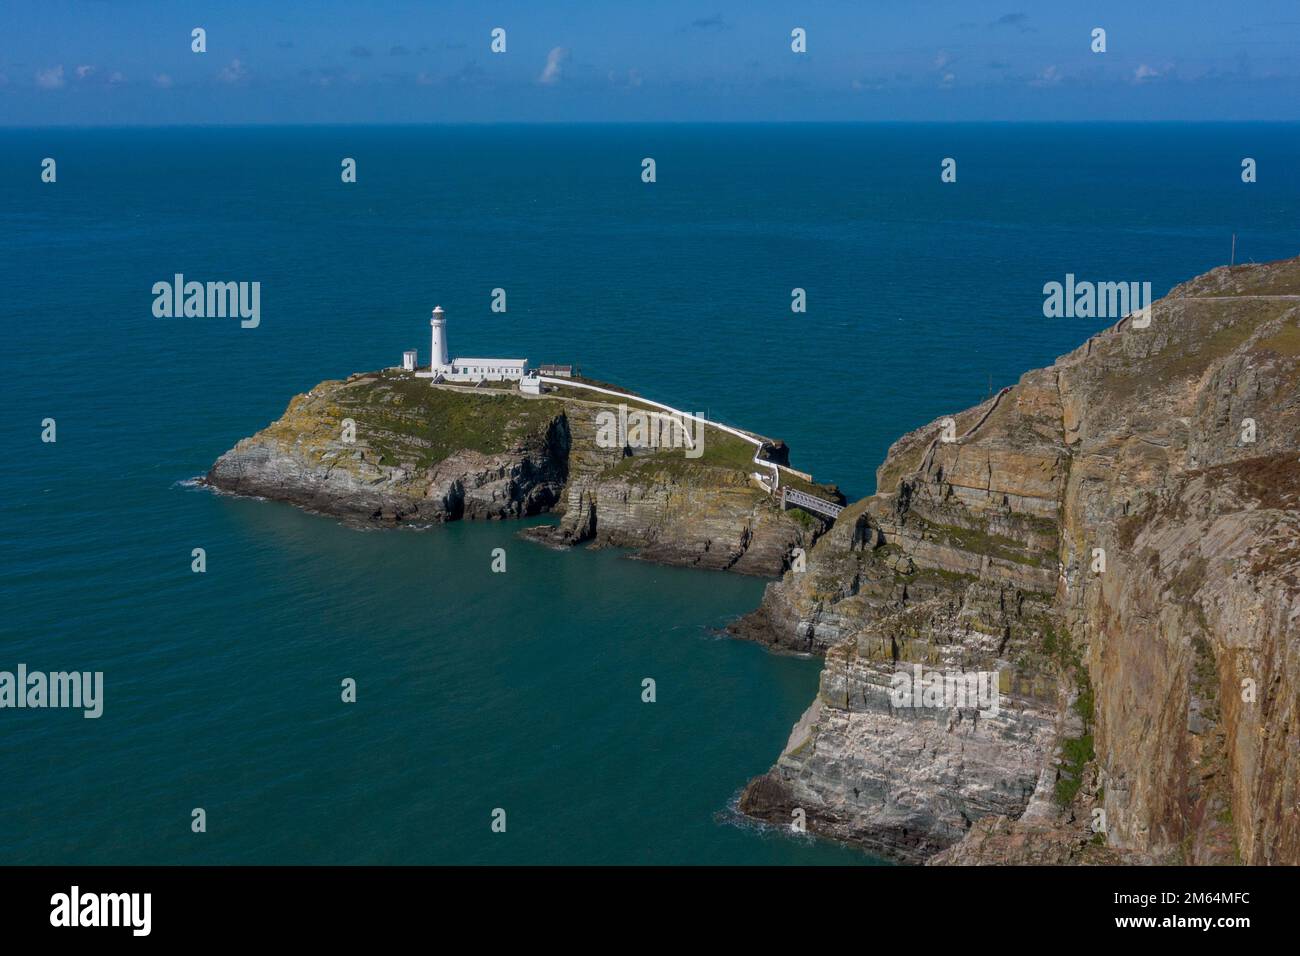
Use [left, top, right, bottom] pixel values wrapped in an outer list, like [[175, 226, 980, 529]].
[[2, 124, 1298, 864]]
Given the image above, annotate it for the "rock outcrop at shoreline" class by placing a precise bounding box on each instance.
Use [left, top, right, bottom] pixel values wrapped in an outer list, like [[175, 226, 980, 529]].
[[737, 257, 1300, 865], [207, 374, 571, 522], [206, 373, 836, 577], [520, 400, 836, 575]]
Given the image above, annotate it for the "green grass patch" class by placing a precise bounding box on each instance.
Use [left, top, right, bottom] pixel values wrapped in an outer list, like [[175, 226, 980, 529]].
[[1255, 322, 1300, 357], [1047, 625, 1098, 807], [922, 517, 1056, 568], [594, 419, 838, 500], [335, 371, 563, 468], [1055, 733, 1095, 806]]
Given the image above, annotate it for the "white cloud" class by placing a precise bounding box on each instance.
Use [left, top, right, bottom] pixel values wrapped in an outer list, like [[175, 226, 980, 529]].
[[154, 73, 174, 89], [35, 65, 65, 89], [1134, 63, 1161, 82], [217, 59, 247, 84], [538, 47, 569, 85], [108, 71, 125, 85], [75, 64, 95, 80], [1030, 64, 1062, 87]]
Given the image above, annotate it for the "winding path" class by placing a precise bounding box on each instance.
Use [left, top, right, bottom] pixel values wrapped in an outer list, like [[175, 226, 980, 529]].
[[919, 385, 1013, 476], [534, 376, 844, 515]]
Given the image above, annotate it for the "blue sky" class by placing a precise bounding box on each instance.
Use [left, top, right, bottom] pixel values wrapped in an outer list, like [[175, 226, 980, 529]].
[[4, 0, 1300, 124]]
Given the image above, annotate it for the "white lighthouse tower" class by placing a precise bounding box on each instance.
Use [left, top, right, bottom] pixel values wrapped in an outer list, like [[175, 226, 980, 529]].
[[412, 302, 528, 383], [429, 305, 450, 372]]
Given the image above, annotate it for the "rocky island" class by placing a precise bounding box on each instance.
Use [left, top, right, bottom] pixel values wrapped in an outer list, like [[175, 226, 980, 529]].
[[207, 256, 1300, 866], [205, 374, 842, 577]]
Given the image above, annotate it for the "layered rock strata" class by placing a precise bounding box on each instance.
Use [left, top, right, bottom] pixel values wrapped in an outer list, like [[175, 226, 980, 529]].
[[737, 258, 1300, 865]]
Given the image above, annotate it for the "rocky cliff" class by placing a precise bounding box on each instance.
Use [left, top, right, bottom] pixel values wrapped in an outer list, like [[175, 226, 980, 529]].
[[522, 397, 839, 575], [206, 371, 836, 577], [737, 258, 1300, 865]]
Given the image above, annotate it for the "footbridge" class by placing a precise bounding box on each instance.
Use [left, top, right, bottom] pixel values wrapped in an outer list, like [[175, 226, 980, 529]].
[[781, 486, 844, 520]]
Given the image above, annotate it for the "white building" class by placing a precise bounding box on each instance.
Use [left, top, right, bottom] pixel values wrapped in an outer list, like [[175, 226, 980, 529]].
[[446, 357, 528, 382], [410, 305, 528, 383], [402, 350, 418, 371]]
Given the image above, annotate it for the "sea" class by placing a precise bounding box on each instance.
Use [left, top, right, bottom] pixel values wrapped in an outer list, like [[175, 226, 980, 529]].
[[2, 123, 1297, 864]]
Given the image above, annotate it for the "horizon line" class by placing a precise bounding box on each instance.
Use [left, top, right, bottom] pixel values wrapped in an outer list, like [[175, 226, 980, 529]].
[[6, 119, 1300, 131]]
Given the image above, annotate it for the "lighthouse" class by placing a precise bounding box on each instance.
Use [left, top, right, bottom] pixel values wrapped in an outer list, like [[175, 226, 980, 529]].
[[429, 305, 450, 372], [408, 302, 528, 383]]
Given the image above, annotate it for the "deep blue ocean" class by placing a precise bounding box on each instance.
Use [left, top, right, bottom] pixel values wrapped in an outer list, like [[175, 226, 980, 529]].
[[2, 124, 1297, 864]]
